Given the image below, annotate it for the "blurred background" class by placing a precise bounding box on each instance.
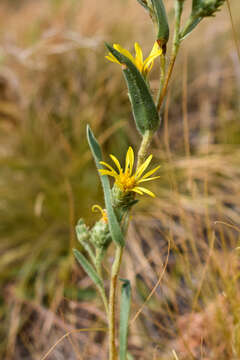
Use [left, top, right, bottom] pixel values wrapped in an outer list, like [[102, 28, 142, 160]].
[[0, 0, 240, 359]]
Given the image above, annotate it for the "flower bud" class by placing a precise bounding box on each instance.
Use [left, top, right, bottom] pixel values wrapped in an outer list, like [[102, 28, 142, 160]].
[[192, 0, 225, 17], [90, 220, 112, 249]]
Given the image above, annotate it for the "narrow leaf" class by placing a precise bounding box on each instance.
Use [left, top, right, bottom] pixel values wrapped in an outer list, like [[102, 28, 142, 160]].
[[73, 249, 103, 287], [119, 279, 132, 360], [87, 125, 124, 247], [105, 44, 160, 135], [180, 16, 202, 40]]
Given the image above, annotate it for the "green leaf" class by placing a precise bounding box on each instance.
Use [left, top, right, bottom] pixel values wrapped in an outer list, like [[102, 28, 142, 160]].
[[86, 125, 124, 247], [105, 44, 160, 136], [151, 0, 169, 48], [119, 279, 132, 360], [73, 249, 103, 287]]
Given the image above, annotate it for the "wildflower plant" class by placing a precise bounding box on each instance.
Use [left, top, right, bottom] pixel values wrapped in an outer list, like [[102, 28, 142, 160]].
[[73, 0, 226, 359]]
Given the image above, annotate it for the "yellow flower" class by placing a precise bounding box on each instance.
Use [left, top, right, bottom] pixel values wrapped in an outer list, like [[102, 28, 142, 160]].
[[92, 204, 108, 224], [99, 147, 160, 198], [106, 42, 162, 77]]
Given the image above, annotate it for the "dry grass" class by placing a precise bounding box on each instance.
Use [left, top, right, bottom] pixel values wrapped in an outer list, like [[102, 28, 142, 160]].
[[0, 0, 240, 359]]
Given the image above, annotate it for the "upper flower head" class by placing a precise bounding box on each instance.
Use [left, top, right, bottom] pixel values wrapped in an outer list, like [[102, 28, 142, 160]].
[[106, 42, 162, 77], [99, 147, 160, 197]]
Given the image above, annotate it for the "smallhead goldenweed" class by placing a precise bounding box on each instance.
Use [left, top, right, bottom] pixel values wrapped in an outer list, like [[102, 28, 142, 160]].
[[71, 0, 226, 359]]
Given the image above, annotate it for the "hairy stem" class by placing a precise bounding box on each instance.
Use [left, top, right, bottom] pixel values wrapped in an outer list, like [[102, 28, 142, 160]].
[[109, 245, 123, 360]]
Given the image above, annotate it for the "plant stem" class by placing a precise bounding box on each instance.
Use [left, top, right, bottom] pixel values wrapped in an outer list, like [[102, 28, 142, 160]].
[[156, 53, 166, 106], [98, 283, 109, 316], [95, 248, 109, 315], [137, 130, 154, 168], [109, 245, 123, 360], [96, 248, 104, 279], [157, 0, 183, 113]]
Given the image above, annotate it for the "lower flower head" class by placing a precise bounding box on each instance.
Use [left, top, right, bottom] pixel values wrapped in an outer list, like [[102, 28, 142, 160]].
[[99, 147, 160, 197]]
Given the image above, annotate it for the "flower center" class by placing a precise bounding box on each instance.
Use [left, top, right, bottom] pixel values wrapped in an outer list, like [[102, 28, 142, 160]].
[[117, 172, 136, 192]]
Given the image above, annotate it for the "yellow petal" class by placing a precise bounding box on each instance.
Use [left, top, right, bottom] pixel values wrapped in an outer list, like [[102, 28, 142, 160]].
[[135, 154, 153, 179], [110, 154, 122, 173], [128, 147, 135, 175], [99, 169, 118, 179], [113, 44, 135, 64], [142, 42, 162, 75], [134, 186, 156, 197], [99, 161, 116, 172], [134, 43, 143, 63], [98, 163, 117, 174], [134, 42, 143, 72], [92, 204, 104, 215], [131, 188, 143, 195], [105, 54, 121, 64], [143, 51, 162, 74], [140, 165, 161, 180], [124, 146, 135, 175], [92, 204, 108, 223], [149, 42, 162, 57], [138, 175, 160, 183]]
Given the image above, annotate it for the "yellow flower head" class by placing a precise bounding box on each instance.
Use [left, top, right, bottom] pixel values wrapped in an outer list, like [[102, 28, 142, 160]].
[[106, 42, 162, 77], [99, 147, 160, 198], [92, 204, 108, 224]]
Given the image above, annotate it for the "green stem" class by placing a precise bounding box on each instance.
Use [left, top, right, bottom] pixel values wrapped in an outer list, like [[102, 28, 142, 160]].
[[96, 248, 109, 315], [137, 130, 154, 168], [96, 248, 104, 279], [156, 0, 183, 113], [108, 245, 123, 360]]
